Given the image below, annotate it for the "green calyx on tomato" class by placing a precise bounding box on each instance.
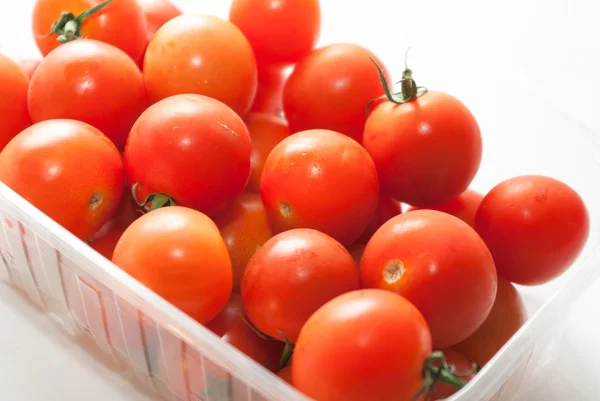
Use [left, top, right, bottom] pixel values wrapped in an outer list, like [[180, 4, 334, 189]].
[[43, 0, 113, 43], [238, 313, 294, 371], [131, 182, 176, 213], [415, 351, 475, 401], [366, 48, 428, 116]]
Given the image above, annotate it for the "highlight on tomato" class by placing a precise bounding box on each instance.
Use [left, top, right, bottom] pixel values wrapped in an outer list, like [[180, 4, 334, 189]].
[[0, 54, 30, 151]]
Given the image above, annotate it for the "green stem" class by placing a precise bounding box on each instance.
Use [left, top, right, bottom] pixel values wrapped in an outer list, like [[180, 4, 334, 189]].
[[276, 329, 295, 370], [43, 0, 113, 43], [131, 182, 176, 212]]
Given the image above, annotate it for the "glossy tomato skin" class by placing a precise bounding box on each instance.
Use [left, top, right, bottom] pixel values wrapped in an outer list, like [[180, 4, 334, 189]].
[[355, 194, 402, 244], [212, 193, 273, 292], [125, 94, 252, 216], [293, 289, 432, 401], [361, 210, 497, 348], [260, 129, 379, 246], [242, 229, 360, 343], [283, 44, 389, 142], [229, 0, 321, 66], [112, 206, 232, 324], [363, 91, 482, 207], [454, 278, 527, 366], [245, 113, 290, 192], [17, 58, 41, 80], [32, 0, 147, 61], [431, 348, 477, 400], [0, 120, 124, 240], [475, 175, 589, 286], [90, 230, 123, 259], [144, 15, 257, 117], [0, 55, 30, 151], [205, 293, 284, 372], [409, 189, 483, 228], [249, 66, 287, 115], [28, 40, 148, 149]]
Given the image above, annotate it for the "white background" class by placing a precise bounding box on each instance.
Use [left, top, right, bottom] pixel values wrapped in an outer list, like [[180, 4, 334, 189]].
[[1, 0, 600, 400]]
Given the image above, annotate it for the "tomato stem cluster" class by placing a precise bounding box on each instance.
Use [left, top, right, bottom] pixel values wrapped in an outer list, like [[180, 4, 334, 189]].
[[131, 182, 176, 213], [44, 0, 113, 43], [413, 351, 475, 401]]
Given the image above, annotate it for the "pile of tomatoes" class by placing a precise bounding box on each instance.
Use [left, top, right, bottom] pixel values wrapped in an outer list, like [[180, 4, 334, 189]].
[[0, 0, 591, 400]]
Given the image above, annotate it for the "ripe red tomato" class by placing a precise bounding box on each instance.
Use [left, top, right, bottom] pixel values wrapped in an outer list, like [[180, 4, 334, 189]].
[[138, 0, 181, 43], [260, 129, 379, 246], [144, 15, 257, 117], [361, 210, 497, 348], [0, 120, 124, 239], [32, 0, 147, 62], [245, 113, 290, 193], [0, 54, 30, 151], [17, 58, 41, 80], [242, 229, 360, 343], [229, 0, 321, 66], [355, 194, 402, 244], [292, 289, 431, 401], [363, 90, 482, 207], [409, 189, 483, 228], [125, 94, 252, 216], [212, 193, 273, 292], [283, 44, 389, 142], [205, 293, 284, 372], [475, 175, 589, 286], [28, 39, 148, 149], [250, 66, 287, 115], [454, 278, 527, 366], [431, 348, 477, 400], [90, 230, 123, 259], [112, 206, 232, 324]]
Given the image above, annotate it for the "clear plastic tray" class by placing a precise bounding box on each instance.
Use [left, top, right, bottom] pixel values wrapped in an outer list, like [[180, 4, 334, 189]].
[[1, 1, 600, 400]]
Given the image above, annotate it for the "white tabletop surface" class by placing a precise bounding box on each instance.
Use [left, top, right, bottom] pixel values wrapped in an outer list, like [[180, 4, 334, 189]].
[[1, 1, 599, 400]]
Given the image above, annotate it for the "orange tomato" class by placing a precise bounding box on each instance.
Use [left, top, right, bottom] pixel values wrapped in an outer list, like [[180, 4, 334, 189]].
[[0, 54, 30, 151], [245, 113, 291, 193], [212, 193, 273, 292]]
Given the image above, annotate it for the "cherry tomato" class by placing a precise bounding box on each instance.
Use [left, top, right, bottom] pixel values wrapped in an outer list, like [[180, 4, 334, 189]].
[[409, 189, 483, 228], [0, 120, 124, 240], [32, 0, 147, 61], [144, 15, 257, 117], [431, 348, 477, 400], [17, 58, 41, 80], [355, 194, 402, 244], [250, 66, 287, 115], [283, 44, 389, 141], [28, 39, 148, 149], [363, 89, 482, 207], [475, 175, 589, 286], [205, 293, 284, 372], [260, 129, 379, 246], [229, 0, 321, 66], [91, 187, 140, 240], [125, 94, 252, 216], [242, 229, 360, 343], [138, 0, 181, 43], [212, 193, 273, 292], [0, 54, 30, 151], [292, 289, 431, 401], [361, 210, 497, 348], [245, 113, 291, 192], [454, 278, 527, 366], [112, 206, 232, 324], [89, 230, 123, 259]]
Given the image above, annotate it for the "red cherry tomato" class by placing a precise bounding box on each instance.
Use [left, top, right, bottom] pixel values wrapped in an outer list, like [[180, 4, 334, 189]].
[[205, 293, 284, 372], [431, 348, 477, 400], [138, 0, 181, 43], [260, 129, 379, 246], [475, 175, 589, 286], [0, 120, 124, 240], [409, 189, 483, 228], [292, 289, 432, 401], [28, 39, 148, 149], [17, 58, 41, 80], [144, 15, 257, 117], [112, 206, 232, 324], [355, 194, 402, 244], [0, 54, 30, 151], [361, 210, 497, 348], [229, 0, 321, 66], [32, 0, 147, 62], [283, 44, 389, 142], [454, 278, 527, 366], [125, 94, 252, 216], [250, 66, 287, 115], [89, 230, 123, 259], [363, 87, 482, 206], [212, 193, 273, 292], [242, 229, 360, 343], [245, 113, 291, 193]]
